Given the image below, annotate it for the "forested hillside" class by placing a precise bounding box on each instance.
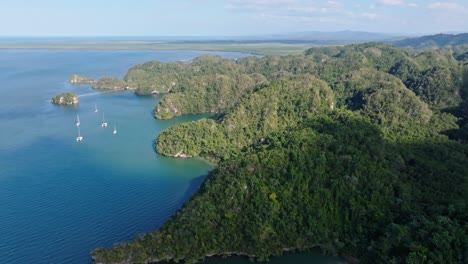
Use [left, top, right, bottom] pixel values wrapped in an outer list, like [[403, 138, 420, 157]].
[[392, 33, 468, 49], [92, 43, 468, 264]]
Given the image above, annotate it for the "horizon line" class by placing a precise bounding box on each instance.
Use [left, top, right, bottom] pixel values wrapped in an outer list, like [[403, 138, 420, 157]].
[[0, 31, 466, 39]]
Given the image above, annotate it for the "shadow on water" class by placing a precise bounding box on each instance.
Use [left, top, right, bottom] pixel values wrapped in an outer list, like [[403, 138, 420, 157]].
[[152, 139, 158, 153], [180, 174, 208, 206]]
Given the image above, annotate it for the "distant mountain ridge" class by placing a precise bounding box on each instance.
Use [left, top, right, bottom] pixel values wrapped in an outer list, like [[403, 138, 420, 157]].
[[392, 33, 468, 49], [244, 30, 395, 41], [172, 31, 398, 46]]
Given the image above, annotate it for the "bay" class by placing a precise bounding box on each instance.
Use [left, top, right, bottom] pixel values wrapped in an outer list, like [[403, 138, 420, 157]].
[[0, 49, 341, 264]]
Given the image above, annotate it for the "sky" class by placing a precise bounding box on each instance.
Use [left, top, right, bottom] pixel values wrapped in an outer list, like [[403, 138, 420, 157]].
[[0, 0, 466, 36]]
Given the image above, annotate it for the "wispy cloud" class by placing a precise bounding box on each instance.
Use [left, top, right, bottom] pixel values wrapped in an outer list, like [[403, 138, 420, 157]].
[[326, 0, 343, 9], [227, 0, 296, 5], [427, 1, 468, 17], [428, 2, 465, 10], [224, 0, 376, 26], [225, 0, 345, 13], [379, 0, 419, 7], [225, 0, 297, 12], [379, 0, 404, 6], [252, 13, 352, 25], [223, 0, 467, 33]]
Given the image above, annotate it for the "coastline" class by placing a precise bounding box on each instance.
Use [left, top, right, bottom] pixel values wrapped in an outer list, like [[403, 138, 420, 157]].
[[93, 246, 347, 264], [0, 49, 229, 264], [0, 41, 310, 56]]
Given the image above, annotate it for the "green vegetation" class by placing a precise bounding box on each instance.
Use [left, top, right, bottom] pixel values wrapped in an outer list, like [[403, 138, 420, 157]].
[[92, 42, 468, 264], [68, 74, 95, 84], [0, 41, 310, 56], [393, 33, 468, 49], [91, 77, 129, 90], [156, 74, 334, 161], [149, 43, 464, 120], [124, 60, 184, 95], [51, 92, 78, 105]]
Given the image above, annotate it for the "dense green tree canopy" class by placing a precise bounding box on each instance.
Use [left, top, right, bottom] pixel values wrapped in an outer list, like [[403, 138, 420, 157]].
[[92, 42, 468, 264], [51, 92, 79, 105]]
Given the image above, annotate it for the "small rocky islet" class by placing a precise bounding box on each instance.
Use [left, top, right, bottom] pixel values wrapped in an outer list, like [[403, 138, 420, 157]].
[[51, 92, 79, 105], [68, 74, 96, 84]]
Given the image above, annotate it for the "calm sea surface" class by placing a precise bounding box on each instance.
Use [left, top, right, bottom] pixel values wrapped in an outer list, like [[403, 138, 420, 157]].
[[0, 50, 342, 264]]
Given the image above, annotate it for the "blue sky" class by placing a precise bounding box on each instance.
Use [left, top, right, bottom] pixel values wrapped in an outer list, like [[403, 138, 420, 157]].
[[0, 0, 466, 36]]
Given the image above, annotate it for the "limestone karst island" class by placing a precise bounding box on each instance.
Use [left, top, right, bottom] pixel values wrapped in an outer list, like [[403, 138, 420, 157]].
[[51, 92, 79, 105]]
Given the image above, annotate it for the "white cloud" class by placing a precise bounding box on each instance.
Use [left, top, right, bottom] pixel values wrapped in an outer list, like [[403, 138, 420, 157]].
[[326, 0, 343, 8], [428, 2, 465, 10], [225, 0, 296, 11], [225, 0, 345, 13], [380, 0, 404, 5], [379, 0, 420, 8], [225, 0, 346, 17], [252, 12, 351, 25], [227, 0, 295, 4], [225, 0, 384, 31], [286, 6, 317, 14]]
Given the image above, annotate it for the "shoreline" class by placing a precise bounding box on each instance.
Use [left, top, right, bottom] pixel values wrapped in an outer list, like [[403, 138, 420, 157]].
[[141, 246, 350, 264], [0, 42, 311, 56]]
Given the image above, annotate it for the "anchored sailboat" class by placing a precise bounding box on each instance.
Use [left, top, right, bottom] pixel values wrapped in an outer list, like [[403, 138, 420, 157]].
[[94, 103, 98, 113], [76, 126, 83, 142], [76, 114, 80, 126], [113, 124, 117, 134], [101, 113, 108, 127]]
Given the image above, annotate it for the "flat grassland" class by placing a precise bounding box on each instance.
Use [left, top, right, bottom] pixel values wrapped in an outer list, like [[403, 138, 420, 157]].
[[0, 40, 315, 56]]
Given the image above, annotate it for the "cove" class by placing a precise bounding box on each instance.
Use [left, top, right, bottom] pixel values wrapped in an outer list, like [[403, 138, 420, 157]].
[[0, 49, 341, 264], [0, 49, 239, 264]]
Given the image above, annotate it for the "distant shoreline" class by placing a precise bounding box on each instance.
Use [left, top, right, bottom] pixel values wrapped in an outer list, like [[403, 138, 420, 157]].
[[0, 41, 318, 56]]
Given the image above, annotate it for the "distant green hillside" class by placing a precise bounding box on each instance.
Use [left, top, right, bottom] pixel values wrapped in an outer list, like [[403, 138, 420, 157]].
[[392, 33, 468, 49], [92, 43, 468, 264]]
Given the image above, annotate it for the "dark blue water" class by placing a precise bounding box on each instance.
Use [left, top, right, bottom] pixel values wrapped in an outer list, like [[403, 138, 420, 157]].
[[0, 50, 246, 264]]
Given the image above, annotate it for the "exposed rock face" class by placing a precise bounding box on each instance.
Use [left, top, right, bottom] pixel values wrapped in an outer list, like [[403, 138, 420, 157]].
[[68, 74, 96, 84], [173, 151, 192, 158], [51, 93, 79, 105]]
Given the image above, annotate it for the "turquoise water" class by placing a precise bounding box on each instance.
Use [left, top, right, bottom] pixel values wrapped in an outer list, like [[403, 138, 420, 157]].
[[0, 50, 242, 264], [0, 50, 342, 264]]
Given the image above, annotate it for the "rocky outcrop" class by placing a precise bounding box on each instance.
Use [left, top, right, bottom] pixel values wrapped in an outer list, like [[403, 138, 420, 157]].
[[173, 151, 192, 158], [51, 93, 79, 105], [68, 74, 96, 84]]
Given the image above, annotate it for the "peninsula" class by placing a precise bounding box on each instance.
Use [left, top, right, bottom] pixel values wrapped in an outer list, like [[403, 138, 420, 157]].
[[68, 74, 96, 84], [91, 77, 129, 90], [91, 37, 468, 264]]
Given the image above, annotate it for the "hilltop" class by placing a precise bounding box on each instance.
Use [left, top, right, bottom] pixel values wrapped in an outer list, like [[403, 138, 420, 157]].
[[392, 33, 468, 49]]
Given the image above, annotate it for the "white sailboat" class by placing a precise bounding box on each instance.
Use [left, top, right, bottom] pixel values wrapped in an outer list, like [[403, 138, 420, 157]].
[[76, 126, 83, 142], [76, 114, 80, 126], [101, 113, 108, 127], [113, 124, 117, 134], [94, 103, 98, 113]]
